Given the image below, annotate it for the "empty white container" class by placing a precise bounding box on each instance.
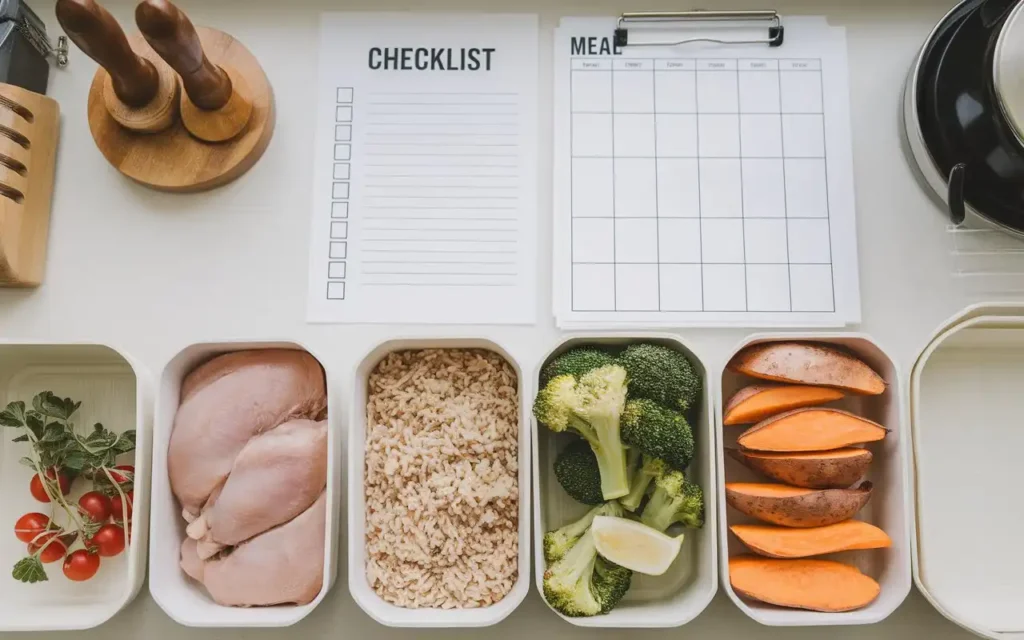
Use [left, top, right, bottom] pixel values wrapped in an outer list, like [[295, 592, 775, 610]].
[[911, 304, 1024, 639], [533, 334, 718, 628], [348, 338, 531, 627], [0, 342, 150, 631], [149, 341, 340, 627], [717, 334, 912, 626]]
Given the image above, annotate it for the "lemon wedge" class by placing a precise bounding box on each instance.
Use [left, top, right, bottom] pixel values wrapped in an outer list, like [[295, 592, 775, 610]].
[[591, 515, 684, 576]]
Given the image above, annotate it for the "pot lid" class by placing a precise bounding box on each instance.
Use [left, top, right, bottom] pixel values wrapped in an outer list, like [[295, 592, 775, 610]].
[[995, 0, 1024, 144]]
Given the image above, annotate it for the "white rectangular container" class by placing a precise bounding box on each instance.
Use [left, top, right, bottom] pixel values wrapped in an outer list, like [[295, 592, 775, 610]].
[[717, 334, 912, 626], [348, 338, 531, 627], [533, 334, 718, 628], [149, 341, 340, 627], [0, 342, 150, 631], [910, 305, 1024, 640]]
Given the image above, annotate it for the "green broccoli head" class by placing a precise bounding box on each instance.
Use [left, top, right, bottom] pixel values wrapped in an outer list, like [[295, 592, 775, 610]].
[[619, 343, 702, 414], [533, 365, 631, 500], [543, 502, 623, 563], [592, 557, 633, 614], [639, 468, 705, 532], [619, 454, 668, 512], [621, 398, 695, 471], [554, 439, 604, 505], [541, 346, 617, 386]]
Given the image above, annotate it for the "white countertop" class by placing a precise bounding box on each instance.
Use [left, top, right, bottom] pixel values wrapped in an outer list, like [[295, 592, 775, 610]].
[[1, 0, 985, 637]]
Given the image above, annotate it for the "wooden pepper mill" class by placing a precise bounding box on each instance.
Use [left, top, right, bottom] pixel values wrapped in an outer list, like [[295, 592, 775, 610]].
[[55, 0, 178, 133]]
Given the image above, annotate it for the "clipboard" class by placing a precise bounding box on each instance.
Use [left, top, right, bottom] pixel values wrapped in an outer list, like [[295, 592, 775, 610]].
[[613, 9, 785, 48]]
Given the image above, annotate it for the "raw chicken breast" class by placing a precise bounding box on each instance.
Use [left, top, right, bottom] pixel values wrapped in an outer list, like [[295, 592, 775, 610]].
[[180, 538, 205, 582], [200, 418, 328, 546], [203, 491, 327, 607], [168, 350, 326, 514]]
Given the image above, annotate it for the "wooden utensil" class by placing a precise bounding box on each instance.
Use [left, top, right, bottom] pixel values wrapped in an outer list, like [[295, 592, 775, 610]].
[[0, 84, 59, 287], [55, 0, 177, 133]]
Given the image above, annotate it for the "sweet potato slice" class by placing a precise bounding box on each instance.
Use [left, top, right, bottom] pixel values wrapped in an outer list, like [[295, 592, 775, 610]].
[[737, 408, 887, 452], [725, 481, 872, 527], [727, 448, 872, 488], [727, 342, 886, 395], [730, 520, 892, 558], [729, 555, 881, 612], [724, 385, 845, 425]]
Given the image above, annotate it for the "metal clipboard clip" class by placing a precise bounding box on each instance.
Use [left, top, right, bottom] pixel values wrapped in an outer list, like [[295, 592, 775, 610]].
[[614, 10, 785, 49]]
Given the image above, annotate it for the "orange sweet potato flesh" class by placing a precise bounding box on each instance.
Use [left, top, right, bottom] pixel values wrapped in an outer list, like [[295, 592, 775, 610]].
[[725, 481, 872, 527], [729, 555, 881, 612], [724, 385, 845, 425], [730, 520, 892, 558], [728, 341, 886, 395], [728, 447, 872, 489], [737, 408, 887, 452]]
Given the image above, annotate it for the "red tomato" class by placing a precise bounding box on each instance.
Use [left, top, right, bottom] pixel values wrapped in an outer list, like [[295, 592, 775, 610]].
[[63, 549, 100, 581], [29, 532, 66, 563], [14, 512, 49, 543], [78, 491, 112, 522], [111, 491, 133, 521], [108, 465, 134, 484], [29, 469, 72, 502], [89, 524, 125, 557]]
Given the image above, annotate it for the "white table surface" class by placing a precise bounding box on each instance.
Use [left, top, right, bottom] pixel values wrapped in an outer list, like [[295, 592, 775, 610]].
[[1, 0, 988, 637]]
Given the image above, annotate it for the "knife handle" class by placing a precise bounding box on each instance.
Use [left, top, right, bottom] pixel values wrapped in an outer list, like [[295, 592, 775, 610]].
[[135, 0, 232, 111], [55, 0, 159, 107]]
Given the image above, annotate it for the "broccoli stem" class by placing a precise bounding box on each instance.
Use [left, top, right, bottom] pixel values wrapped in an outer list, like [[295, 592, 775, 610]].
[[639, 486, 676, 532], [620, 466, 654, 512], [578, 413, 629, 500]]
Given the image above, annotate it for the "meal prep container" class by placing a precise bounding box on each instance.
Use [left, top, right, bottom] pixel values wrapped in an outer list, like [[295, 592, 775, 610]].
[[0, 342, 150, 631], [533, 334, 718, 628], [717, 334, 911, 626], [911, 304, 1024, 639], [348, 338, 531, 627], [149, 341, 340, 628]]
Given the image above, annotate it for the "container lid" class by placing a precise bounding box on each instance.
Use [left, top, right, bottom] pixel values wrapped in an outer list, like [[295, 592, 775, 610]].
[[995, 0, 1024, 144]]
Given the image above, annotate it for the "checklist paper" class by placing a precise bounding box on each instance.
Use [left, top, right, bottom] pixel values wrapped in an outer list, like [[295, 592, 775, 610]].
[[307, 13, 538, 324], [554, 17, 861, 328]]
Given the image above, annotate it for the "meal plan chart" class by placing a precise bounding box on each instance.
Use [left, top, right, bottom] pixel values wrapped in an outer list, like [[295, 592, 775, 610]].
[[553, 17, 861, 327], [307, 13, 538, 324]]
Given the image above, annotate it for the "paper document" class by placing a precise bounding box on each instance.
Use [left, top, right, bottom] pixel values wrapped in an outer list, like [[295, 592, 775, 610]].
[[307, 13, 538, 324], [553, 17, 860, 327]]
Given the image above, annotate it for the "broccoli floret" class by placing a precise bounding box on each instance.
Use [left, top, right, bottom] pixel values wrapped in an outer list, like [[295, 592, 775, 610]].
[[621, 398, 695, 471], [619, 454, 668, 512], [619, 343, 702, 414], [544, 502, 623, 563], [639, 469, 705, 532], [533, 365, 630, 500], [541, 346, 617, 386], [554, 440, 604, 505], [542, 504, 633, 617]]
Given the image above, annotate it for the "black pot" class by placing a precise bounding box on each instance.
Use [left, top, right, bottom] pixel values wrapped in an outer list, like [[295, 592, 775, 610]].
[[904, 0, 1024, 233]]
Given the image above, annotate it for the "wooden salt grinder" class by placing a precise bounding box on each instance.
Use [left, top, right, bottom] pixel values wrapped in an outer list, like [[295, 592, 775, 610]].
[[55, 0, 178, 133]]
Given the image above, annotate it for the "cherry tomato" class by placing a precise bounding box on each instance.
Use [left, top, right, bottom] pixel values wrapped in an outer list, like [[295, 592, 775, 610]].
[[29, 469, 72, 503], [30, 532, 67, 563], [14, 512, 49, 543], [111, 491, 133, 522], [62, 549, 100, 581], [107, 465, 134, 484], [78, 491, 112, 522], [89, 523, 125, 557]]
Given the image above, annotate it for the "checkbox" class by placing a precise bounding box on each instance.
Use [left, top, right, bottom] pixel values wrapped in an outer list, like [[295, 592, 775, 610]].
[[573, 218, 615, 262], [573, 264, 615, 310], [701, 218, 745, 263], [655, 70, 696, 113], [699, 159, 742, 217], [615, 264, 659, 310], [613, 71, 654, 113], [782, 114, 824, 158], [703, 264, 746, 311], [327, 281, 346, 300], [656, 114, 697, 157], [334, 163, 351, 180], [332, 182, 350, 199], [659, 264, 703, 311], [790, 264, 834, 311], [785, 159, 828, 217], [780, 72, 822, 113], [335, 125, 352, 141], [741, 114, 782, 157], [742, 159, 786, 217], [614, 158, 657, 217], [572, 113, 612, 157], [697, 71, 739, 113], [334, 145, 351, 161], [331, 202, 349, 218], [739, 71, 781, 113], [329, 242, 347, 259], [330, 221, 348, 239], [328, 262, 347, 279], [336, 106, 353, 121], [746, 264, 791, 311], [336, 87, 354, 103], [572, 71, 612, 111], [614, 114, 655, 157], [744, 219, 789, 263], [658, 218, 702, 263], [787, 218, 832, 263], [698, 114, 740, 158], [572, 158, 613, 217], [615, 219, 658, 263], [657, 159, 699, 217]]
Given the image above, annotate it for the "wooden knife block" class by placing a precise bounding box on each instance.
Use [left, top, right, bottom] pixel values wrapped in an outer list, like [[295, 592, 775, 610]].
[[0, 84, 58, 287]]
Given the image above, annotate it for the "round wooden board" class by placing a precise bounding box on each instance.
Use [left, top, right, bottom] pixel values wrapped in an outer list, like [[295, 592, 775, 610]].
[[87, 28, 274, 192]]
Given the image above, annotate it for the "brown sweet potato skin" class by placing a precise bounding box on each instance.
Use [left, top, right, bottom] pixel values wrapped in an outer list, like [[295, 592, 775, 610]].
[[727, 342, 886, 395], [729, 555, 881, 612], [725, 482, 872, 527], [723, 385, 845, 425], [736, 407, 888, 452], [730, 521, 892, 558], [728, 448, 872, 489]]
